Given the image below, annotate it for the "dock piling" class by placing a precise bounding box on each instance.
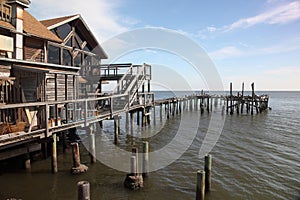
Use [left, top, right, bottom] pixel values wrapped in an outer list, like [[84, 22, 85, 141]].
[[204, 154, 212, 192], [77, 181, 90, 200], [196, 170, 205, 200], [51, 133, 58, 173], [142, 141, 149, 177]]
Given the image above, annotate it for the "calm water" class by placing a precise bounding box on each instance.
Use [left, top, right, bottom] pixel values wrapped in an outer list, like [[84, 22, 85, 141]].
[[0, 91, 299, 200]]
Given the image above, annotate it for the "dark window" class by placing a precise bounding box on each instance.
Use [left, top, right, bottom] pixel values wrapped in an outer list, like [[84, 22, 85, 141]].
[[48, 45, 60, 64], [57, 23, 72, 40], [74, 52, 82, 67], [63, 49, 72, 66]]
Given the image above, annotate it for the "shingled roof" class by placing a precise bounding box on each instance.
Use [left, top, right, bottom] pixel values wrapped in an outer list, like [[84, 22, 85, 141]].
[[0, 20, 15, 30], [40, 14, 79, 29], [23, 10, 62, 43]]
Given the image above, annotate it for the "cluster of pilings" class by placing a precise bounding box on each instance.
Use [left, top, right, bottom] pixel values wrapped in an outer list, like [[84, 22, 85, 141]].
[[47, 126, 97, 174], [226, 82, 270, 115], [196, 154, 213, 200]]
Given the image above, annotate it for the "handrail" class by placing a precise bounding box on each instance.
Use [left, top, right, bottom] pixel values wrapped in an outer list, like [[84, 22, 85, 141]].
[[112, 64, 134, 94]]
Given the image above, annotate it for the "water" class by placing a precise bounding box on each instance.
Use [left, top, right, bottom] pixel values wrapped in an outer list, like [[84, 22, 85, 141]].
[[0, 91, 299, 200]]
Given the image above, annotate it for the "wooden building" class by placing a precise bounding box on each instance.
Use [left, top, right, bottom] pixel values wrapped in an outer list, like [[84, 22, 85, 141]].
[[0, 0, 153, 168]]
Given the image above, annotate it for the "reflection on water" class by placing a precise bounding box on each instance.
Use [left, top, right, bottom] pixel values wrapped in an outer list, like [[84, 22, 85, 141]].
[[0, 91, 299, 200]]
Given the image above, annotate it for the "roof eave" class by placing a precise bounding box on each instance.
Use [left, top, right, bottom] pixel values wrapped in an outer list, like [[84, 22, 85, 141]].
[[46, 14, 81, 30]]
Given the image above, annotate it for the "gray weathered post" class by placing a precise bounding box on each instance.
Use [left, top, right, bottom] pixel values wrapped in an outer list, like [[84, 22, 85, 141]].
[[142, 141, 149, 177], [77, 181, 90, 200], [204, 154, 212, 192], [114, 115, 119, 145], [72, 142, 81, 168], [196, 170, 205, 200], [52, 133, 58, 173], [89, 126, 96, 164]]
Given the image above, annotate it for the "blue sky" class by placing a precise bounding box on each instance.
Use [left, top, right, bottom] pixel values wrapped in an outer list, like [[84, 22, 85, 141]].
[[29, 0, 300, 90]]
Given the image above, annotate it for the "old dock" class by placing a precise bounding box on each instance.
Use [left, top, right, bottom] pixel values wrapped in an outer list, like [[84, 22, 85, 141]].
[[0, 0, 270, 175]]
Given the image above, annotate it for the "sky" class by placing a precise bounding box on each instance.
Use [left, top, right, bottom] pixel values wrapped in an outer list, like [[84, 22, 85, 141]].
[[28, 0, 300, 91]]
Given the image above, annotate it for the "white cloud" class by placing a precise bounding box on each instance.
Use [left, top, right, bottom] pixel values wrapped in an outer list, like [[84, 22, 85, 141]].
[[209, 38, 300, 60], [209, 46, 243, 59], [29, 0, 135, 41], [263, 66, 300, 75], [225, 1, 300, 31]]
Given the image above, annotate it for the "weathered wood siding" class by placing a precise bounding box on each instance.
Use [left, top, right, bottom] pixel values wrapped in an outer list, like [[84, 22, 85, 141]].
[[45, 74, 75, 101], [24, 38, 44, 62]]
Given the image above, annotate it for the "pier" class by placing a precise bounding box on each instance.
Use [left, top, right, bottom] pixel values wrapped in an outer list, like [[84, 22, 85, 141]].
[[0, 0, 269, 178]]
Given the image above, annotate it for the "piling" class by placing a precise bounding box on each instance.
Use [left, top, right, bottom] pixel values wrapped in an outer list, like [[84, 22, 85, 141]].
[[160, 104, 163, 121], [71, 142, 88, 174], [24, 153, 31, 171], [137, 111, 140, 125], [89, 126, 96, 164], [131, 155, 137, 175], [77, 181, 90, 200], [72, 143, 81, 168], [230, 82, 233, 115], [51, 133, 58, 173], [206, 97, 210, 113], [251, 83, 254, 115], [114, 116, 119, 145], [142, 141, 149, 177], [196, 170, 205, 200], [204, 155, 212, 192]]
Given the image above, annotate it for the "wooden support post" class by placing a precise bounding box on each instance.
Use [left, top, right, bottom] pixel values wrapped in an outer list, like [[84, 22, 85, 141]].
[[72, 142, 81, 168], [167, 103, 170, 119], [114, 116, 119, 145], [251, 83, 254, 115], [130, 112, 134, 132], [137, 111, 140, 126], [196, 170, 205, 200], [125, 112, 129, 130], [131, 155, 137, 175], [153, 106, 156, 124], [143, 141, 149, 177], [237, 92, 240, 115], [230, 82, 233, 115], [89, 127, 96, 164], [210, 97, 213, 112], [226, 97, 229, 114], [206, 97, 210, 113], [132, 147, 138, 175], [204, 155, 212, 192], [241, 82, 244, 114], [52, 133, 58, 173], [77, 181, 90, 200], [24, 153, 31, 171], [172, 102, 175, 116], [160, 104, 162, 121]]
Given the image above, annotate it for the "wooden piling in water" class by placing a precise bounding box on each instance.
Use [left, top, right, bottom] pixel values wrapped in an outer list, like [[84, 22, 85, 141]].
[[52, 133, 58, 173], [142, 141, 149, 177], [196, 170, 205, 200], [230, 82, 233, 115], [204, 155, 212, 192], [77, 181, 90, 200], [131, 155, 137, 175], [241, 82, 244, 114], [72, 142, 81, 168], [114, 116, 119, 145], [251, 83, 254, 115], [159, 104, 163, 121], [89, 126, 96, 164], [24, 153, 31, 171]]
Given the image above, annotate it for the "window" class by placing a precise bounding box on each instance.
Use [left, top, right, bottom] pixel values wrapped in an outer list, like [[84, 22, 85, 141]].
[[48, 45, 60, 64], [74, 52, 82, 67], [57, 23, 72, 40], [63, 49, 72, 66], [0, 3, 11, 22]]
